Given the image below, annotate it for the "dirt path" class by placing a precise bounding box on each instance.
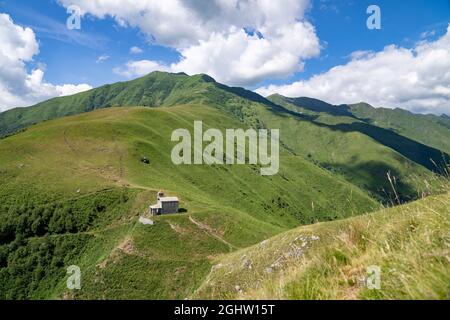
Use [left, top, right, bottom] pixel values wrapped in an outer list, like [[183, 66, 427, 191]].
[[188, 216, 237, 250], [63, 129, 78, 154]]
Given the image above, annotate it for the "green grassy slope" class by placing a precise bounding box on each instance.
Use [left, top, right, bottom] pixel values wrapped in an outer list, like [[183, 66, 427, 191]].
[[268, 94, 450, 159], [0, 72, 269, 137], [0, 72, 447, 299], [193, 187, 450, 300], [0, 106, 377, 299], [0, 72, 209, 136], [266, 94, 448, 202], [269, 94, 450, 156], [1, 72, 445, 205], [349, 102, 450, 154]]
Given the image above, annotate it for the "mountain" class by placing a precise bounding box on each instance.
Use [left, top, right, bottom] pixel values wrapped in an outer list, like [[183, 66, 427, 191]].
[[266, 94, 449, 200], [0, 72, 448, 299], [1, 72, 447, 203], [193, 189, 450, 300], [269, 94, 450, 155], [349, 102, 450, 154], [0, 105, 377, 299], [0, 72, 269, 137]]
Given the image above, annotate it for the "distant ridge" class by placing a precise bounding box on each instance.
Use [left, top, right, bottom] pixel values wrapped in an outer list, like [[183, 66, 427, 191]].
[[268, 94, 450, 156], [0, 72, 282, 137]]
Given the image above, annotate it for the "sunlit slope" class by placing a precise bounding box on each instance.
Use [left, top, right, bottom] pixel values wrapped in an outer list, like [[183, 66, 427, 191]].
[[0, 105, 377, 227], [1, 71, 445, 206], [0, 106, 377, 299], [193, 189, 450, 300], [0, 72, 267, 137]]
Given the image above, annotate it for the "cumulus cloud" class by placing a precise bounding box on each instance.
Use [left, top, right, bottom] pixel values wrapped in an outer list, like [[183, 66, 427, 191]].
[[257, 25, 450, 115], [171, 22, 319, 86], [0, 13, 92, 112], [57, 0, 320, 86]]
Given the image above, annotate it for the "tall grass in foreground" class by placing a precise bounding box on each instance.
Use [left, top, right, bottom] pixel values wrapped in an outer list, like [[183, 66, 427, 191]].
[[194, 177, 449, 300], [281, 191, 449, 299], [384, 157, 449, 207]]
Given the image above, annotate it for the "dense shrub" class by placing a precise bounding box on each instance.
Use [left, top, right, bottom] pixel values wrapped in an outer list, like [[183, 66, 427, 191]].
[[0, 187, 133, 298]]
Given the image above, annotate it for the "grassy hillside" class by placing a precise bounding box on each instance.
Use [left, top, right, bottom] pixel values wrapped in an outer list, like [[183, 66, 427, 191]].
[[1, 72, 445, 205], [0, 72, 447, 299], [0, 106, 377, 299], [0, 72, 208, 136], [266, 94, 448, 202], [349, 102, 450, 154], [193, 187, 450, 300], [269, 94, 450, 155], [0, 72, 268, 137]]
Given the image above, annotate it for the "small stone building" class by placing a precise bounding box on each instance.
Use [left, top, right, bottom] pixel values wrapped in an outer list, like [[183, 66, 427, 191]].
[[149, 190, 179, 215]]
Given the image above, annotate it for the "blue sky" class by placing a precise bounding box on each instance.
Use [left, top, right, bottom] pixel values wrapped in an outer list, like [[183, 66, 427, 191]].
[[0, 0, 449, 114]]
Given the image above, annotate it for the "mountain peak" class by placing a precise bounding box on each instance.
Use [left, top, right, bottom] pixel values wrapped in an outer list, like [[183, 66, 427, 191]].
[[0, 70, 257, 136], [266, 93, 284, 99], [196, 73, 216, 83], [352, 102, 374, 108]]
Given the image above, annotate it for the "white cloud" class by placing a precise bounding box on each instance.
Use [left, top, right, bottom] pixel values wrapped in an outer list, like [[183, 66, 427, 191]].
[[257, 25, 450, 115], [115, 21, 319, 86], [0, 13, 92, 112], [130, 46, 143, 54], [58, 0, 320, 86], [171, 22, 319, 86], [54, 83, 93, 96], [96, 54, 110, 63], [113, 60, 169, 78], [23, 69, 92, 101]]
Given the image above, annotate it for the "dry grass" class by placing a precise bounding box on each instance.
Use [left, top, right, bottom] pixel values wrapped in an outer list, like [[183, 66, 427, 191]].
[[193, 185, 450, 300]]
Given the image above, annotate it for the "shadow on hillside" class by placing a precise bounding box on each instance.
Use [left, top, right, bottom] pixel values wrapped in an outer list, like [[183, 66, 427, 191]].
[[270, 103, 450, 174], [216, 83, 272, 105], [321, 160, 419, 204], [285, 97, 357, 118], [315, 121, 450, 173], [213, 83, 320, 123]]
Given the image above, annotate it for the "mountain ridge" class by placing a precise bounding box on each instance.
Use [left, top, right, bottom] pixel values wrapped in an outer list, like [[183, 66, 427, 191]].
[[0, 105, 379, 299], [0, 72, 277, 137], [2, 71, 448, 138], [267, 94, 450, 158], [1, 72, 448, 202]]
